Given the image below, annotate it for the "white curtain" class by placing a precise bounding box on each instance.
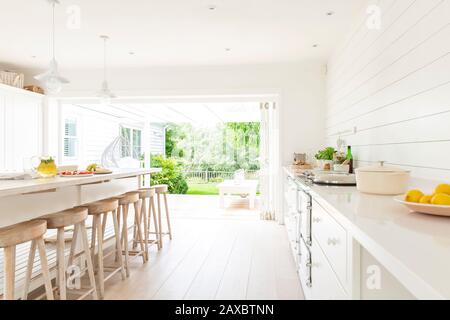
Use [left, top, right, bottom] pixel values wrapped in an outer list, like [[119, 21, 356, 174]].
[[259, 102, 279, 221]]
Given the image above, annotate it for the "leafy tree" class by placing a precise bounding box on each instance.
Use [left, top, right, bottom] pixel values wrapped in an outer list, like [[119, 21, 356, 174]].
[[162, 122, 260, 172]]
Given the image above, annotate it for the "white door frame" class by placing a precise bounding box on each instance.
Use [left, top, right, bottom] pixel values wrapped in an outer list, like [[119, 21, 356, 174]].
[[47, 89, 283, 216]]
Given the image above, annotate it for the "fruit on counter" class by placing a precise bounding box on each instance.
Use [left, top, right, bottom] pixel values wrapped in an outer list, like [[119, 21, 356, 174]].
[[434, 184, 450, 195], [431, 193, 450, 206], [86, 163, 99, 172], [419, 195, 434, 204], [405, 189, 424, 203]]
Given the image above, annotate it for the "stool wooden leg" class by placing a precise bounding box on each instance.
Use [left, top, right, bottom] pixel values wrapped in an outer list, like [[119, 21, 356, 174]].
[[22, 240, 36, 300], [95, 215, 105, 298], [36, 237, 54, 300], [157, 193, 163, 248], [67, 223, 79, 269], [142, 198, 149, 259], [133, 200, 147, 263], [122, 204, 130, 277], [163, 193, 173, 240], [3, 245, 16, 300], [112, 209, 126, 280], [150, 196, 161, 250], [115, 207, 121, 262], [91, 215, 98, 271], [79, 221, 98, 300], [57, 227, 67, 300]]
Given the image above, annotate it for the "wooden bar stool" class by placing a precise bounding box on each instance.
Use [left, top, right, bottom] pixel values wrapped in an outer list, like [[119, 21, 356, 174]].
[[84, 199, 125, 299], [0, 220, 54, 300], [37, 207, 97, 300], [153, 185, 173, 248], [116, 192, 147, 277], [134, 188, 160, 251]]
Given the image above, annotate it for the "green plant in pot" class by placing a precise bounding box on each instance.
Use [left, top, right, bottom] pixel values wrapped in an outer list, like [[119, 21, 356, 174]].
[[315, 147, 335, 170]]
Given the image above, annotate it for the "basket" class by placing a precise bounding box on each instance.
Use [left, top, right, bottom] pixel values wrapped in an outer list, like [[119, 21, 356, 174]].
[[0, 70, 25, 88], [24, 85, 45, 94]]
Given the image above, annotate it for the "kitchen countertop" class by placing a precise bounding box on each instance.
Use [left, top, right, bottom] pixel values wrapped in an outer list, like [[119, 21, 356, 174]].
[[0, 168, 161, 198], [284, 166, 450, 300]]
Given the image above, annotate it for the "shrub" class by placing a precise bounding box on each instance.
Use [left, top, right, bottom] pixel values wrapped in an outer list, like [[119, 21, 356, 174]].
[[150, 155, 188, 194]]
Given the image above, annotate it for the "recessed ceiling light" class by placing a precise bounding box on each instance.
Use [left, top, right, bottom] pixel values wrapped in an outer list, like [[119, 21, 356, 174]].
[[225, 48, 231, 52], [326, 11, 334, 16], [208, 5, 217, 11], [31, 55, 37, 58], [312, 44, 319, 48], [129, 51, 135, 55]]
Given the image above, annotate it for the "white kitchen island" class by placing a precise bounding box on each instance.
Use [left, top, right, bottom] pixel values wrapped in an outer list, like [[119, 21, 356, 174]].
[[0, 168, 161, 228], [0, 168, 161, 296]]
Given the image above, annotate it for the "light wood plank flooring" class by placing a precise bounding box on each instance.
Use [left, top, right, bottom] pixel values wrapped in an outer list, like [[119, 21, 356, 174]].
[[103, 217, 304, 300]]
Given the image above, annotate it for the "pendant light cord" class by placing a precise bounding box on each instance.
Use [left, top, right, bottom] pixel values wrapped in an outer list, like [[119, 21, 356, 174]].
[[103, 37, 107, 82], [52, 1, 56, 60]]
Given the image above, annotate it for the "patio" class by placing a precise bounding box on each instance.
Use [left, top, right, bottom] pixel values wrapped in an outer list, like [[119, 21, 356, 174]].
[[168, 194, 261, 220]]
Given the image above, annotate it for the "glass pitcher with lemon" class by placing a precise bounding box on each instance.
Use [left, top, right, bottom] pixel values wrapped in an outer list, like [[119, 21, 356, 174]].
[[32, 156, 58, 178]]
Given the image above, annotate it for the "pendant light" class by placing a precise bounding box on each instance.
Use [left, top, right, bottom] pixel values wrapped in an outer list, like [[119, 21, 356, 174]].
[[97, 35, 116, 105], [34, 0, 69, 94]]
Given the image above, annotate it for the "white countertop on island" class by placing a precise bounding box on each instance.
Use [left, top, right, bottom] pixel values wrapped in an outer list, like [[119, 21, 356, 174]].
[[0, 168, 161, 198], [285, 166, 450, 300]]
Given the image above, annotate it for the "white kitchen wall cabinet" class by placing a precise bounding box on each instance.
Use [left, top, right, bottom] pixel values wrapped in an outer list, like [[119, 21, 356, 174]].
[[0, 83, 44, 171]]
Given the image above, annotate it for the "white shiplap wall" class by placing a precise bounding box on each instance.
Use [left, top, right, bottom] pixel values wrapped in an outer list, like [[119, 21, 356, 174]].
[[149, 123, 166, 155], [326, 0, 450, 180]]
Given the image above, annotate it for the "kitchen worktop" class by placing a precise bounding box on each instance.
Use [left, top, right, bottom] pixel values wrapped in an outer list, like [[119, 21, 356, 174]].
[[284, 166, 450, 300], [0, 168, 161, 198]]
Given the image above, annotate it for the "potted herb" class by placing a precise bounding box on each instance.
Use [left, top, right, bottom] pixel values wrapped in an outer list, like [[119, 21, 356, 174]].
[[315, 147, 335, 171]]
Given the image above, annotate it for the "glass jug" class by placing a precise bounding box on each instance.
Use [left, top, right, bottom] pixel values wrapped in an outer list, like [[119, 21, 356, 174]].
[[32, 156, 58, 178]]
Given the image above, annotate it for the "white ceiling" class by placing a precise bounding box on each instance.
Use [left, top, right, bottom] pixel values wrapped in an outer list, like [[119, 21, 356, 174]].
[[77, 102, 261, 124], [1, 0, 365, 69]]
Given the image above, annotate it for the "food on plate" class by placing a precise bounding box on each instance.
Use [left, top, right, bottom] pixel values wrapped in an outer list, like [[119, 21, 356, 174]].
[[434, 184, 450, 196], [60, 170, 92, 176], [86, 163, 111, 174], [405, 189, 424, 203], [431, 193, 450, 206], [419, 195, 434, 204], [86, 163, 98, 172]]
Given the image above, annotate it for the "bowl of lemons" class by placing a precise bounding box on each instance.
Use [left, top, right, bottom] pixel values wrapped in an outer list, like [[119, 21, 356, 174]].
[[394, 184, 450, 217]]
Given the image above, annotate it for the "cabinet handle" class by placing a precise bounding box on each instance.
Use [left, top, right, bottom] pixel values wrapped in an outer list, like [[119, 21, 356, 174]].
[[313, 217, 321, 223], [327, 238, 340, 246]]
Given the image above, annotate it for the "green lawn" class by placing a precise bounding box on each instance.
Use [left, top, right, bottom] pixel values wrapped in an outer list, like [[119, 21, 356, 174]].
[[187, 183, 219, 195]]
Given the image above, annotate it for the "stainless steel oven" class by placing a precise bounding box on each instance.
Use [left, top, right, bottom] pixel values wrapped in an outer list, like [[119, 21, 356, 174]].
[[297, 184, 312, 247]]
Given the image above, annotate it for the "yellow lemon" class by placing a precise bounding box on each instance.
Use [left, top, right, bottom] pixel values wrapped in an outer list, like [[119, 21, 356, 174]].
[[431, 193, 450, 206], [405, 190, 424, 203], [419, 195, 433, 204], [435, 184, 450, 195]]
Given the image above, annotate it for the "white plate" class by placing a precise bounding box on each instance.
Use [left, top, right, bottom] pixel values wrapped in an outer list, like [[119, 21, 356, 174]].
[[394, 195, 450, 217], [59, 174, 94, 178]]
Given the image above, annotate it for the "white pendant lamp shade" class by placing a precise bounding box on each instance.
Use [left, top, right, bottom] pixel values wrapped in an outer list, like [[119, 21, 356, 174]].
[[34, 0, 69, 95], [97, 35, 116, 104]]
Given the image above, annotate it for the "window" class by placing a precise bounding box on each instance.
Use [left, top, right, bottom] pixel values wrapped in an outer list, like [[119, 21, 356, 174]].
[[120, 125, 142, 160], [64, 118, 78, 158]]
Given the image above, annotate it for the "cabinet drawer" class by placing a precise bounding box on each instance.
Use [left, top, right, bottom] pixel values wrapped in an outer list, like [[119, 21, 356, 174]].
[[312, 199, 348, 287], [311, 241, 347, 300], [80, 177, 138, 204]]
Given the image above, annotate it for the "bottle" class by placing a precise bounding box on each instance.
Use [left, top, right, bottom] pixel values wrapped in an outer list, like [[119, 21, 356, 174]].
[[346, 146, 354, 174]]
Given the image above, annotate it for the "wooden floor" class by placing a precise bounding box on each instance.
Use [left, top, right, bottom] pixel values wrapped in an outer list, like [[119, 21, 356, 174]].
[[103, 217, 304, 300]]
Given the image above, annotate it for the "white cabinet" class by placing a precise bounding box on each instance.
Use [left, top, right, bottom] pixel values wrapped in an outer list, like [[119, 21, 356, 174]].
[[0, 84, 44, 170], [312, 199, 348, 288]]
